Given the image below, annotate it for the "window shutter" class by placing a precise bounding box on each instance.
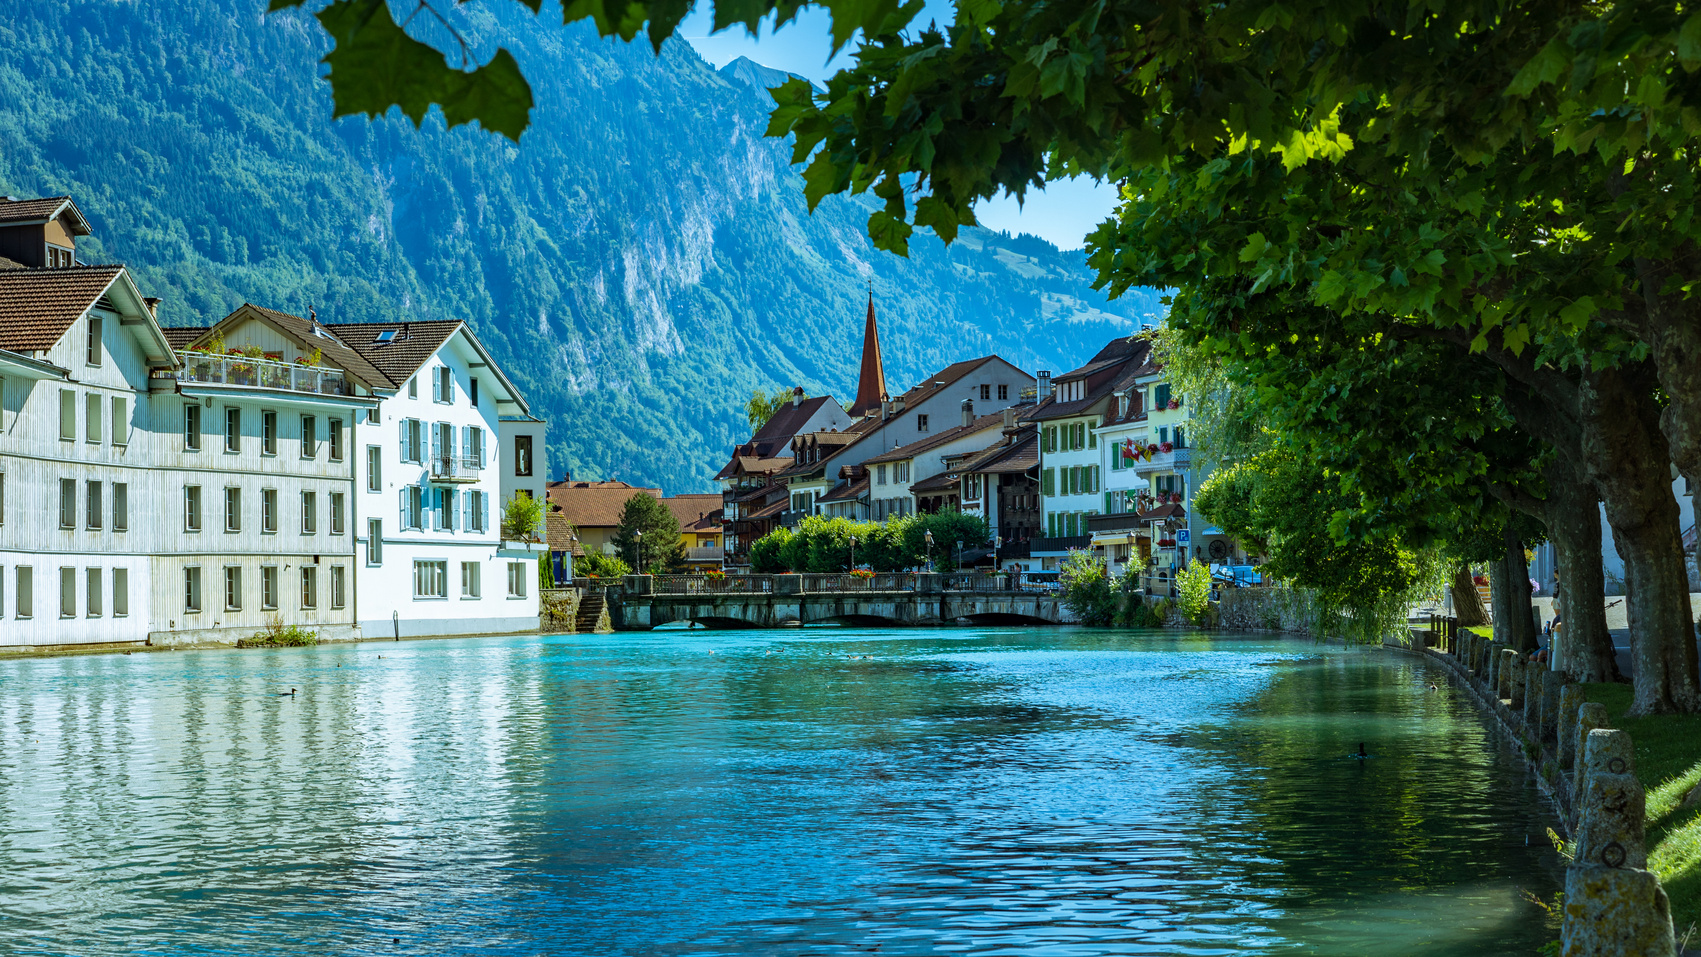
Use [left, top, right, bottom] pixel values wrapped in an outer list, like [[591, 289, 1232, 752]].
[[483, 491, 490, 533], [399, 488, 407, 530], [462, 490, 472, 531], [398, 418, 406, 460], [448, 425, 457, 465], [460, 425, 470, 464], [431, 423, 441, 466], [446, 489, 456, 532]]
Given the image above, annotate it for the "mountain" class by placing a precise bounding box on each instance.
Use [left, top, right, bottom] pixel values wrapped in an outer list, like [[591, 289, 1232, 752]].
[[0, 2, 1164, 492]]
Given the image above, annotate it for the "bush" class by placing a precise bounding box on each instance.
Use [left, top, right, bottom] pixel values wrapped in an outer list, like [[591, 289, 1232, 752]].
[[1176, 559, 1213, 624], [236, 616, 318, 648], [1060, 550, 1118, 625], [577, 552, 632, 578], [502, 492, 547, 542]]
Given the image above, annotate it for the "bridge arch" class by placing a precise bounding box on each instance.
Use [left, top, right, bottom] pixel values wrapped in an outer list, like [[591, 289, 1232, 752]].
[[954, 612, 1062, 626]]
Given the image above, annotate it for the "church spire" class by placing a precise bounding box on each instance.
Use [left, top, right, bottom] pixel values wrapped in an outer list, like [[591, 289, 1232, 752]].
[[850, 284, 888, 417]]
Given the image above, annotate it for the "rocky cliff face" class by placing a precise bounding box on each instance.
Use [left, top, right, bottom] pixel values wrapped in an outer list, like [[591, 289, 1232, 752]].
[[0, 2, 1162, 490]]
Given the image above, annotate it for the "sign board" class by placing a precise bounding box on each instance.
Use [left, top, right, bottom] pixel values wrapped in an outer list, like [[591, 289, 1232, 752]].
[[1176, 528, 1192, 546]]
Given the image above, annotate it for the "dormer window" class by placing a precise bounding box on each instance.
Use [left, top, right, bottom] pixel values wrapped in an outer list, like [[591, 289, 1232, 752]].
[[46, 245, 73, 268]]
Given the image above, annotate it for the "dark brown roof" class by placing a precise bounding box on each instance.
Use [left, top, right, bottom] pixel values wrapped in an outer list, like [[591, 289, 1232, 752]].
[[242, 305, 394, 390], [0, 196, 91, 234], [1036, 337, 1154, 422], [0, 265, 125, 351], [1100, 363, 1160, 426], [660, 494, 723, 530], [1139, 504, 1188, 521], [546, 505, 584, 555], [546, 485, 663, 529], [891, 355, 1010, 408], [685, 508, 724, 533], [714, 454, 793, 481], [163, 326, 209, 349], [1058, 336, 1146, 381], [747, 394, 841, 457], [961, 431, 1039, 474], [0, 256, 25, 270], [818, 473, 870, 503], [746, 497, 787, 520], [909, 471, 961, 494], [862, 411, 1012, 465], [325, 320, 462, 386]]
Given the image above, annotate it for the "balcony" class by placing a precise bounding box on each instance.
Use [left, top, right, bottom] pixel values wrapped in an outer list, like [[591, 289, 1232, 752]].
[[429, 456, 480, 484], [176, 352, 351, 396], [1087, 511, 1149, 535], [780, 508, 808, 528], [1027, 535, 1090, 554], [1134, 446, 1191, 475], [685, 544, 725, 563]]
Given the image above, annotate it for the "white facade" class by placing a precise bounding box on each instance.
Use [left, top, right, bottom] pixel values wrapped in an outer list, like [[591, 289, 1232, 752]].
[[352, 325, 543, 639], [1094, 393, 1151, 577], [0, 272, 169, 646], [866, 411, 1006, 520], [1038, 414, 1104, 547]]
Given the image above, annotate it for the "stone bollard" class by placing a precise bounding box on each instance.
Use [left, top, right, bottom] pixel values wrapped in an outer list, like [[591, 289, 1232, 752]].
[[1573, 735, 1646, 869], [1542, 672, 1568, 747], [1573, 701, 1609, 775], [1487, 640, 1502, 690], [1561, 866, 1677, 957], [1558, 684, 1589, 768], [1460, 633, 1474, 670], [1501, 648, 1520, 703], [1530, 662, 1544, 724]]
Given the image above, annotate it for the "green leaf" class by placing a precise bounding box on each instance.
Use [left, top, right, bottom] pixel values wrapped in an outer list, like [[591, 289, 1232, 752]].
[[316, 0, 534, 142], [1238, 232, 1268, 263], [1506, 34, 1569, 97], [1680, 14, 1701, 69], [867, 209, 912, 255]]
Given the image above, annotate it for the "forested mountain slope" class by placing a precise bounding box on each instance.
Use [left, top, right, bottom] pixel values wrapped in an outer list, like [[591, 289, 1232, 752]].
[[0, 2, 1162, 490]]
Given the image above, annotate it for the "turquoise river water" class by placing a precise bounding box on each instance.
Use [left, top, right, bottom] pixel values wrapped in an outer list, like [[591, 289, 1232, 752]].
[[0, 628, 1563, 956]]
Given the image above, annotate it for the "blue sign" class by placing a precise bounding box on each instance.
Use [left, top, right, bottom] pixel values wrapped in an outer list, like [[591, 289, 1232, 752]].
[[1176, 529, 1191, 545]]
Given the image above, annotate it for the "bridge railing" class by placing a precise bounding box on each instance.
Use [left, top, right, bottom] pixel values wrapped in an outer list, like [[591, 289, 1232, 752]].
[[798, 573, 916, 593], [647, 575, 777, 596], [942, 573, 1016, 592]]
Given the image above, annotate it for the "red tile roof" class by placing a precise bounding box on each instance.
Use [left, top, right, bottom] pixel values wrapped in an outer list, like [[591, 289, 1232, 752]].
[[0, 196, 91, 233], [660, 494, 723, 530], [0, 265, 125, 351], [547, 485, 663, 529]]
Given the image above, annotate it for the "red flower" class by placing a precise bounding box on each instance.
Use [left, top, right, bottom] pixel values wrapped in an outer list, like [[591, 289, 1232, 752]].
[[1160, 441, 1174, 453]]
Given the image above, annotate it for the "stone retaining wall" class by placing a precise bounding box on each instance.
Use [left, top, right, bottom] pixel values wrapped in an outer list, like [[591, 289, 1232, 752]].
[[540, 588, 581, 630], [1395, 634, 1677, 956]]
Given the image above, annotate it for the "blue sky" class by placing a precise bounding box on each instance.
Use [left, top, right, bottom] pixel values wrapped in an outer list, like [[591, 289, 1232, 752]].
[[678, 6, 1121, 251]]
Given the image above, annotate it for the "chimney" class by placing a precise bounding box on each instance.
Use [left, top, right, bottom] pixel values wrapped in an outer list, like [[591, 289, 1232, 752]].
[[143, 297, 162, 316], [1002, 407, 1016, 429], [961, 398, 974, 428], [792, 385, 803, 408], [1037, 371, 1051, 399]]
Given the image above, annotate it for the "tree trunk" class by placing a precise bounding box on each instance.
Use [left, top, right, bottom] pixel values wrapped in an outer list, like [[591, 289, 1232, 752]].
[[1451, 565, 1489, 627], [1489, 531, 1539, 653], [1579, 361, 1701, 714], [1541, 455, 1620, 682]]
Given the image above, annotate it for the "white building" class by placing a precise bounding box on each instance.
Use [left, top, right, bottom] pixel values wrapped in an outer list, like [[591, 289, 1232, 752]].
[[1092, 384, 1153, 577], [155, 305, 385, 644], [0, 256, 175, 646], [334, 320, 546, 639]]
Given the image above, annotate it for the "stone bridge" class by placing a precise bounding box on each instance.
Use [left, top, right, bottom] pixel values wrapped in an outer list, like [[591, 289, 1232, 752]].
[[601, 573, 1075, 630]]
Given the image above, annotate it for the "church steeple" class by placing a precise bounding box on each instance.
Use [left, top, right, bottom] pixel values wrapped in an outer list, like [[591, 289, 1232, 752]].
[[849, 286, 888, 417]]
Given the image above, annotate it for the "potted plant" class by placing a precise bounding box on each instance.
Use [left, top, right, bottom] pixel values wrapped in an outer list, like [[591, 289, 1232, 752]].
[[850, 568, 875, 580], [1160, 441, 1174, 453]]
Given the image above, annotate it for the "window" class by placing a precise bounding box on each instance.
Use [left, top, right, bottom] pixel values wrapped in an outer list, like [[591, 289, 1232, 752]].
[[998, 384, 1009, 400], [470, 377, 479, 407], [1155, 383, 1171, 408], [367, 446, 382, 491], [896, 462, 910, 483], [402, 485, 424, 530], [184, 403, 201, 451], [329, 419, 344, 461], [466, 427, 484, 467], [330, 492, 345, 535], [466, 490, 488, 533], [413, 560, 448, 598], [300, 566, 318, 609], [461, 561, 482, 598], [367, 519, 383, 565], [408, 376, 417, 399], [262, 411, 277, 455], [301, 415, 318, 457], [261, 566, 278, 610], [60, 389, 75, 440], [301, 491, 317, 534], [262, 489, 278, 532], [16, 566, 33, 619], [1159, 426, 1169, 445], [401, 418, 424, 463], [433, 487, 457, 532], [224, 407, 241, 452], [111, 396, 128, 445], [1042, 468, 1055, 497], [224, 566, 243, 611], [917, 414, 929, 432], [435, 365, 454, 404], [87, 314, 101, 365], [113, 568, 128, 617], [980, 384, 991, 400], [507, 562, 528, 599], [224, 487, 241, 532], [877, 464, 887, 485], [86, 480, 102, 530], [60, 567, 75, 618], [1175, 427, 1186, 449], [331, 566, 346, 609], [185, 485, 202, 532], [514, 435, 533, 476], [86, 393, 103, 444], [47, 245, 73, 268], [59, 479, 76, 529]]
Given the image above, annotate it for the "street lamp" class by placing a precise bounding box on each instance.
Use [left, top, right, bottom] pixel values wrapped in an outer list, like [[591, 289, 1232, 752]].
[[848, 534, 857, 572], [635, 529, 644, 574], [924, 529, 934, 571], [956, 539, 964, 571]]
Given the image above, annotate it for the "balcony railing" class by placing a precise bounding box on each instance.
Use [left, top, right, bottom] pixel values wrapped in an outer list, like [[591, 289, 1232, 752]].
[[1087, 512, 1149, 534], [779, 508, 809, 527], [429, 456, 480, 484], [684, 545, 725, 563], [1134, 446, 1191, 474], [176, 352, 351, 396]]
